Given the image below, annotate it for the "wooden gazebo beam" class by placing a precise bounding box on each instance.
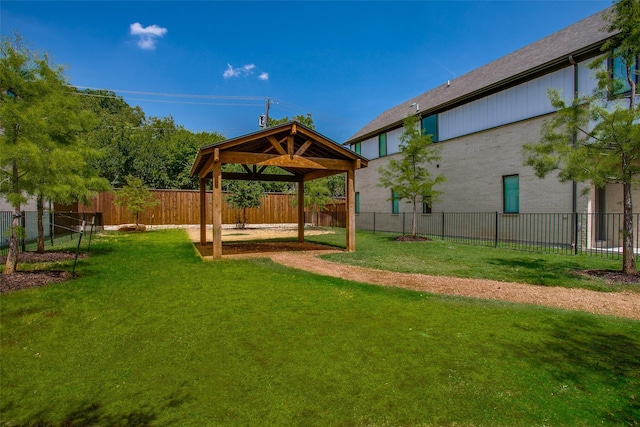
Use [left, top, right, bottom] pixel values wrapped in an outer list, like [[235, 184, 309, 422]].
[[192, 122, 367, 259]]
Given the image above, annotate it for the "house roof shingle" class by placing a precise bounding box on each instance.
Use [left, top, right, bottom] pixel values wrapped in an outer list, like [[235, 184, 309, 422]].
[[346, 7, 615, 143]]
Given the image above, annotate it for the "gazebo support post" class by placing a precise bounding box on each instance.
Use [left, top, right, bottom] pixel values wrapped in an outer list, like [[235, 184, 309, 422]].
[[298, 176, 305, 243], [346, 169, 356, 252], [212, 161, 223, 259], [189, 123, 368, 259], [199, 175, 207, 246]]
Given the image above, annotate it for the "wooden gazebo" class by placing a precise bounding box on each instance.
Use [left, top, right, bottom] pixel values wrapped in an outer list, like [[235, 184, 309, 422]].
[[190, 121, 368, 259]]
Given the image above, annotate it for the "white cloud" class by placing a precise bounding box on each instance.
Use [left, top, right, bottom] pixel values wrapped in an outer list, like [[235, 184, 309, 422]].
[[223, 63, 268, 81], [130, 22, 168, 50]]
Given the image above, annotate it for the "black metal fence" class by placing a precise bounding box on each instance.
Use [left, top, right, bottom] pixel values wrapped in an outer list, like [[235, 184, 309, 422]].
[[356, 212, 639, 259], [0, 211, 103, 256], [3, 210, 636, 260]]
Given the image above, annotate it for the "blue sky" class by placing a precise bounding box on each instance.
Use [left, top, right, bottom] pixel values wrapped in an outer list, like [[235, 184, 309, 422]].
[[2, 1, 610, 143]]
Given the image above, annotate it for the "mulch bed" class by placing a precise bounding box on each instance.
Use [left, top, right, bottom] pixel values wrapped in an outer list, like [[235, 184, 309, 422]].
[[580, 269, 640, 285], [0, 270, 73, 293], [393, 235, 432, 242], [0, 251, 85, 294], [196, 241, 337, 257]]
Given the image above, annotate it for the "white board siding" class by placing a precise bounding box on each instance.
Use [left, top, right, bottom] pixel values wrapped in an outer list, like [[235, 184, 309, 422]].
[[360, 135, 378, 160], [357, 62, 600, 159], [578, 58, 599, 96], [386, 127, 403, 156], [439, 67, 575, 141]]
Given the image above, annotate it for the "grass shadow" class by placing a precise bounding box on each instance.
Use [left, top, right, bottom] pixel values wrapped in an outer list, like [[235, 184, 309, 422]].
[[509, 317, 640, 423], [2, 387, 193, 427], [486, 256, 608, 288]]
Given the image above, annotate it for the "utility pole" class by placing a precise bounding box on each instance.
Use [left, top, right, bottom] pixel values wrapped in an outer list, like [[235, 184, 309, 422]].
[[265, 98, 271, 127], [259, 98, 272, 129]]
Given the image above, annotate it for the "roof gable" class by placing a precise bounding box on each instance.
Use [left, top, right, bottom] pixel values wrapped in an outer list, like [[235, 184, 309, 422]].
[[191, 121, 368, 180], [347, 7, 615, 143]]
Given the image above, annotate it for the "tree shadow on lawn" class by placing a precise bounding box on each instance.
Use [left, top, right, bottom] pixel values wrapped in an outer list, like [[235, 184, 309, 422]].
[[485, 257, 607, 286], [2, 388, 192, 427], [509, 316, 640, 424]]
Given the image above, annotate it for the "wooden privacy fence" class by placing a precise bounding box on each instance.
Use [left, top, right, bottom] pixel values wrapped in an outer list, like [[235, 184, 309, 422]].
[[79, 190, 345, 226]]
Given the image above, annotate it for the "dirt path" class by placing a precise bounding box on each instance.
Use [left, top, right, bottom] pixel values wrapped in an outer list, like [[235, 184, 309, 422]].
[[265, 251, 640, 320], [187, 228, 640, 320]]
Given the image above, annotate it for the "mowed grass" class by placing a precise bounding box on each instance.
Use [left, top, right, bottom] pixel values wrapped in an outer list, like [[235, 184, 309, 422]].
[[308, 229, 637, 292], [0, 230, 638, 426]]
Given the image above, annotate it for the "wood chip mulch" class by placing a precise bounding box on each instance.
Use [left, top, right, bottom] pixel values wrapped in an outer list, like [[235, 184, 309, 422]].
[[0, 270, 73, 293], [581, 269, 640, 285], [266, 252, 640, 320], [393, 235, 432, 242], [0, 251, 84, 294]]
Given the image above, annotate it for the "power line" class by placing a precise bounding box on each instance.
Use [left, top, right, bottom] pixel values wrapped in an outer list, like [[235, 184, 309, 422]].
[[72, 85, 267, 101], [75, 91, 263, 107], [71, 85, 360, 136]]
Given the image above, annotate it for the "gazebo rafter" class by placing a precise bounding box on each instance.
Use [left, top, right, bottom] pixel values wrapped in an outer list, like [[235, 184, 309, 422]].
[[190, 121, 368, 259]]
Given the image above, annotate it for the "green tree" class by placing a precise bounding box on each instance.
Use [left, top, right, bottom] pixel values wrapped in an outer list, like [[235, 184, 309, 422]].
[[1, 34, 108, 272], [224, 164, 264, 228], [268, 114, 315, 129], [77, 88, 145, 187], [377, 114, 445, 237], [523, 0, 640, 274], [301, 179, 334, 226], [166, 128, 225, 189], [113, 175, 160, 227], [80, 91, 226, 190], [324, 173, 346, 198]]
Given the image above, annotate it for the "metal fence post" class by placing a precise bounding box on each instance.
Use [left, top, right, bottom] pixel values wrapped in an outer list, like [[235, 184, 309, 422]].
[[494, 212, 499, 248], [88, 216, 95, 252], [49, 210, 54, 247], [72, 220, 86, 276], [441, 211, 445, 240], [373, 212, 376, 234], [21, 211, 26, 252], [574, 211, 579, 255]]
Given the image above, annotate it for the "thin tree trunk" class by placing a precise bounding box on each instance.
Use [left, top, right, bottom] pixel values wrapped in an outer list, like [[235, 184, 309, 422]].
[[412, 197, 417, 237], [621, 64, 636, 275], [622, 176, 636, 274], [4, 159, 20, 274], [37, 194, 45, 253]]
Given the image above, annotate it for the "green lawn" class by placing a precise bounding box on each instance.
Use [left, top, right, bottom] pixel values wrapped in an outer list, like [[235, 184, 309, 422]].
[[308, 229, 637, 292], [1, 230, 638, 426]]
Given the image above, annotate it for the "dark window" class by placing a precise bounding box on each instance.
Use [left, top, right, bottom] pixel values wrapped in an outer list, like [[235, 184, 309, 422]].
[[609, 53, 638, 96], [355, 192, 360, 214], [392, 190, 399, 214], [353, 142, 361, 155], [378, 133, 387, 157], [422, 197, 432, 214], [421, 114, 438, 142], [503, 175, 519, 214]]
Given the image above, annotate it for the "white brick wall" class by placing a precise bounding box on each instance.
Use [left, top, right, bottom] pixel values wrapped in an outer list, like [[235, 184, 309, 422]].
[[356, 115, 592, 214]]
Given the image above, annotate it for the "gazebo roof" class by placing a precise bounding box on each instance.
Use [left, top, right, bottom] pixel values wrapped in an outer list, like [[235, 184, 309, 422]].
[[190, 121, 368, 181]]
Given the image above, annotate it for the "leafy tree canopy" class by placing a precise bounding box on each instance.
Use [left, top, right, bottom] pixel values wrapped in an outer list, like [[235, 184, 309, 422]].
[[79, 89, 226, 189], [113, 175, 160, 226], [268, 113, 315, 129], [377, 114, 445, 237]]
